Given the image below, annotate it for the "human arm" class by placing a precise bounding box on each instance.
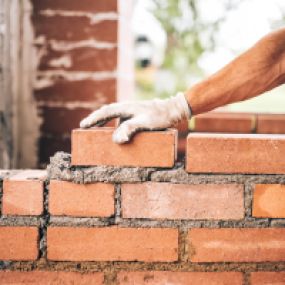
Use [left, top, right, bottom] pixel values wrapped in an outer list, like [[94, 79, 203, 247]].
[[80, 28, 285, 143]]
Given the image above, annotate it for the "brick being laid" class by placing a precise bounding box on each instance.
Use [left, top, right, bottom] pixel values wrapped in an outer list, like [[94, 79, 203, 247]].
[[71, 127, 177, 167]]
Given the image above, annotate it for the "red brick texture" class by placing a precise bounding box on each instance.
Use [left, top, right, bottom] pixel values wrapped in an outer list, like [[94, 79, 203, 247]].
[[0, 227, 39, 260], [253, 184, 285, 218], [121, 183, 244, 220], [2, 170, 46, 216], [257, 114, 285, 134], [49, 180, 115, 217], [193, 112, 254, 133], [0, 271, 104, 284], [33, 16, 118, 43], [251, 272, 285, 284], [189, 228, 285, 262], [47, 227, 178, 262], [186, 133, 285, 174], [117, 272, 243, 285], [71, 128, 177, 167]]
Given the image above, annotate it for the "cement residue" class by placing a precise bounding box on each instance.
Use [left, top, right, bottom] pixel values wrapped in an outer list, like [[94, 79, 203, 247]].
[[48, 152, 285, 185], [47, 152, 155, 183], [151, 167, 285, 184]]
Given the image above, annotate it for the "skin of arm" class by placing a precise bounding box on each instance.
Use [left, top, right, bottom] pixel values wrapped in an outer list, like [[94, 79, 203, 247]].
[[185, 28, 285, 115]]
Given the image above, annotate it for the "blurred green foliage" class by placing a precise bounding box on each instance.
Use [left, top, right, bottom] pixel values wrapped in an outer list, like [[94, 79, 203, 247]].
[[136, 0, 241, 99]]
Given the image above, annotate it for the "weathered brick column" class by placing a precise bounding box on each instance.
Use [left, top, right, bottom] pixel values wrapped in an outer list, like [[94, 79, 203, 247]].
[[31, 0, 134, 165]]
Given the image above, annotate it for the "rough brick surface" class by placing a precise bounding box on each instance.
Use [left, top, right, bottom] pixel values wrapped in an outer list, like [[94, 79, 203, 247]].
[[32, 0, 117, 13], [2, 170, 46, 215], [72, 128, 177, 167], [193, 112, 253, 133], [186, 133, 285, 174], [0, 271, 104, 284], [35, 79, 116, 103], [33, 15, 117, 42], [121, 183, 244, 220], [117, 271, 243, 285], [189, 228, 285, 262], [0, 227, 39, 260], [251, 272, 285, 284], [253, 184, 285, 218], [257, 114, 285, 134], [39, 47, 117, 72], [47, 227, 178, 262], [49, 180, 114, 217]]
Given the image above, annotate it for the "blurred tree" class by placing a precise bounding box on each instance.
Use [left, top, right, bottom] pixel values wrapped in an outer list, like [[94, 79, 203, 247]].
[[136, 0, 242, 99]]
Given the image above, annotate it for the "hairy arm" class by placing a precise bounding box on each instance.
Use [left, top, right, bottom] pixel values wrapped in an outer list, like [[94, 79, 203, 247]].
[[185, 28, 285, 114]]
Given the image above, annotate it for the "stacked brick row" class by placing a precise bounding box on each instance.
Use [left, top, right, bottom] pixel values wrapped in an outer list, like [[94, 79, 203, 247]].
[[31, 0, 133, 165], [0, 128, 285, 284], [192, 112, 285, 134]]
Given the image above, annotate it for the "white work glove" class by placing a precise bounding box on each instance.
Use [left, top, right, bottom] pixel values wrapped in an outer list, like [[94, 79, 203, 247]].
[[80, 92, 191, 144]]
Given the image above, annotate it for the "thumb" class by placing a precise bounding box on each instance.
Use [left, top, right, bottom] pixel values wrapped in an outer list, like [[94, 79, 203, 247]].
[[112, 117, 145, 144]]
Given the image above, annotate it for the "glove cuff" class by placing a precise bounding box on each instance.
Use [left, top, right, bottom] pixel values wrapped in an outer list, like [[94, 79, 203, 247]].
[[175, 92, 192, 119]]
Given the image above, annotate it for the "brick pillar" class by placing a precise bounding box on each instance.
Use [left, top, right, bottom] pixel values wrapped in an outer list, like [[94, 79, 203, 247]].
[[31, 0, 134, 166]]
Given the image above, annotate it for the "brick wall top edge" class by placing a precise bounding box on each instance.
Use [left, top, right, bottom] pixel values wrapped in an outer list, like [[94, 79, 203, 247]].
[[188, 133, 285, 139], [46, 151, 285, 185], [4, 170, 47, 181]]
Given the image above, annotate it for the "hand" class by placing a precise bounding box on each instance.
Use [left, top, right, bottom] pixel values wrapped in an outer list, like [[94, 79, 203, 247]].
[[80, 92, 191, 143]]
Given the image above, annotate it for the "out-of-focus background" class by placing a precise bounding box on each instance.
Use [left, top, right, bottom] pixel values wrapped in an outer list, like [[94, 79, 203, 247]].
[[0, 0, 285, 169]]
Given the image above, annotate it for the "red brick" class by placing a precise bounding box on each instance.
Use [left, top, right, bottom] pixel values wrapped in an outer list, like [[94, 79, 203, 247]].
[[0, 227, 39, 260], [72, 128, 177, 167], [189, 228, 285, 262], [193, 112, 254, 133], [257, 114, 285, 134], [33, 15, 117, 42], [253, 184, 285, 218], [32, 0, 117, 13], [0, 271, 104, 284], [47, 227, 178, 262], [3, 170, 46, 216], [121, 183, 244, 220], [40, 107, 93, 134], [49, 180, 114, 217], [117, 271, 243, 285], [39, 47, 117, 72], [35, 79, 116, 102], [186, 133, 285, 174], [251, 272, 285, 284]]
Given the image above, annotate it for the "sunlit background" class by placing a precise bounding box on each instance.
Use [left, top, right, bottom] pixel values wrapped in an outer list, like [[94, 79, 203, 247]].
[[133, 0, 285, 113]]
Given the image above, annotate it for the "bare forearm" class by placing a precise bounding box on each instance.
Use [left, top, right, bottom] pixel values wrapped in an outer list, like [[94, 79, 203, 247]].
[[185, 28, 285, 115]]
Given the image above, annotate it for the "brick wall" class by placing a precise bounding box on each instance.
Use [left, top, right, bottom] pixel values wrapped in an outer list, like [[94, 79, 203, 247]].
[[0, 128, 285, 284], [31, 0, 134, 166]]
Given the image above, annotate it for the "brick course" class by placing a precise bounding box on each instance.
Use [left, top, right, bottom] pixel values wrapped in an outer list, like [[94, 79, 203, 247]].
[[0, 227, 39, 260], [121, 182, 244, 220], [47, 227, 178, 262], [117, 271, 243, 285], [253, 184, 285, 218], [189, 228, 285, 262], [2, 170, 46, 216], [0, 271, 104, 284], [186, 133, 285, 174], [49, 180, 115, 217]]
